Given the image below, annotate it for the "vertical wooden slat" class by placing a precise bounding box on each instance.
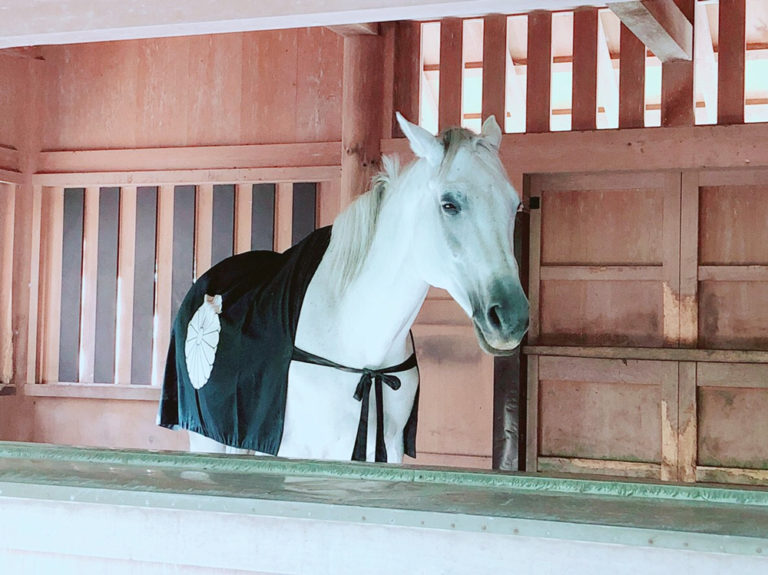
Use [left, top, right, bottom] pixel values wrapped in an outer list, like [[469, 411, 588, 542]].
[[572, 8, 599, 131], [0, 184, 15, 383], [234, 183, 252, 255], [381, 23, 396, 140], [317, 178, 341, 229], [678, 361, 697, 482], [25, 184, 43, 384], [275, 182, 293, 253], [526, 11, 552, 133], [438, 18, 463, 131], [679, 171, 699, 347], [171, 185, 196, 328], [525, 355, 540, 472], [58, 188, 84, 382], [115, 186, 137, 385], [151, 184, 174, 387], [94, 187, 120, 383], [292, 182, 317, 246], [662, 173, 682, 347], [392, 21, 422, 137], [482, 14, 507, 126], [251, 183, 276, 251], [195, 183, 213, 279], [661, 0, 694, 127], [717, 0, 746, 125], [660, 363, 679, 481], [619, 23, 646, 129], [211, 184, 235, 266], [131, 186, 158, 385], [78, 186, 100, 383]]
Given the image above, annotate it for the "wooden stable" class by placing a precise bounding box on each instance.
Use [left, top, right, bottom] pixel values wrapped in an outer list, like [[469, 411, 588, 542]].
[[1, 0, 768, 484]]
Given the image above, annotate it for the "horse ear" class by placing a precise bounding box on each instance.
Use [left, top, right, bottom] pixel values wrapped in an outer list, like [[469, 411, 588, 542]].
[[396, 112, 443, 166], [481, 115, 502, 150]]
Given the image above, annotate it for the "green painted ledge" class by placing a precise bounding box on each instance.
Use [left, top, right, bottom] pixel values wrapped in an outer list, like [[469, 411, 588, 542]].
[[1, 440, 767, 508]]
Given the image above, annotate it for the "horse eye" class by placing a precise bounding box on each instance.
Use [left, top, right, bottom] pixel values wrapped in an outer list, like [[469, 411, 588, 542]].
[[441, 202, 460, 215]]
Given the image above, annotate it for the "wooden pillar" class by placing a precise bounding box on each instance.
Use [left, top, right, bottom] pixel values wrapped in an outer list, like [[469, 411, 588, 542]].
[[12, 59, 43, 386], [391, 21, 422, 138], [482, 14, 507, 125], [717, 0, 746, 125], [438, 18, 463, 131], [341, 31, 384, 209], [526, 11, 552, 134], [572, 8, 599, 131], [661, 0, 694, 127], [619, 23, 646, 129]]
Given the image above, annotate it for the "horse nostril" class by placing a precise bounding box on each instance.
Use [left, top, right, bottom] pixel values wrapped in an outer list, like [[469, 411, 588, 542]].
[[488, 305, 503, 330]]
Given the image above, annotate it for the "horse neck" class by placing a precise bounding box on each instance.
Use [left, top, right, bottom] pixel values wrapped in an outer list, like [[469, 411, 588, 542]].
[[303, 169, 430, 368]]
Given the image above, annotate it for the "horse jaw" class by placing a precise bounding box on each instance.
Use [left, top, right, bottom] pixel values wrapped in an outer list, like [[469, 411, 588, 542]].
[[472, 321, 523, 356]]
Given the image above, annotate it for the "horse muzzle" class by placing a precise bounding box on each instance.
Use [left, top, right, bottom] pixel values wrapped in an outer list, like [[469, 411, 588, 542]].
[[471, 280, 529, 355]]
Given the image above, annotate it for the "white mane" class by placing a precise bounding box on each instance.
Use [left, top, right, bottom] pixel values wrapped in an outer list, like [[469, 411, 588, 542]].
[[325, 155, 400, 294]]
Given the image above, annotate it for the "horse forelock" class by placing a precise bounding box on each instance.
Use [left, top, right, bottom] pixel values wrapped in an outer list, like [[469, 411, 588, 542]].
[[438, 127, 498, 175], [325, 155, 400, 294]]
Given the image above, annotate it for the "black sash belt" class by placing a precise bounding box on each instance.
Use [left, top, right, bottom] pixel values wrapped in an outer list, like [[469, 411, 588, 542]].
[[292, 347, 418, 462]]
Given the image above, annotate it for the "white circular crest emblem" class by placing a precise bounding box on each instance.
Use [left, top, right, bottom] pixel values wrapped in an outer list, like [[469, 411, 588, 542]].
[[184, 295, 222, 390]]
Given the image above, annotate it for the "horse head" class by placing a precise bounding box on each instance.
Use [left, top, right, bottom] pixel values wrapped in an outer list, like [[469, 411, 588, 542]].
[[397, 112, 529, 354]]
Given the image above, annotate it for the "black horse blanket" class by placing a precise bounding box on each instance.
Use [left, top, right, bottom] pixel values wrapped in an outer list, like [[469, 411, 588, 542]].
[[158, 226, 419, 460]]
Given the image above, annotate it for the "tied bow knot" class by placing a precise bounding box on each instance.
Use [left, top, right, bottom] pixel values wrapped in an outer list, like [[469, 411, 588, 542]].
[[353, 370, 402, 401], [291, 346, 418, 463]]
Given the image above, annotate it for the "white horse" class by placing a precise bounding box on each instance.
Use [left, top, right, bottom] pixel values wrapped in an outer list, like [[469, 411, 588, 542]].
[[178, 113, 528, 462]]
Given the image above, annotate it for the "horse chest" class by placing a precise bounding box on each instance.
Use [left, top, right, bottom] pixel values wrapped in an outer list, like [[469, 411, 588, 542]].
[[279, 360, 420, 462]]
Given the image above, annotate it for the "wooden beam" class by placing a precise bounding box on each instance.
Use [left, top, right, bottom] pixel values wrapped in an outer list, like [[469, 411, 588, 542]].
[[660, 0, 694, 127], [150, 184, 174, 388], [341, 33, 383, 208], [391, 21, 421, 138], [717, 0, 746, 125], [115, 187, 137, 384], [694, 3, 717, 124], [438, 18, 463, 131], [608, 0, 692, 62], [481, 14, 506, 127], [0, 1, 598, 49], [327, 22, 379, 37], [572, 8, 599, 131], [526, 11, 552, 133], [78, 186, 100, 383]]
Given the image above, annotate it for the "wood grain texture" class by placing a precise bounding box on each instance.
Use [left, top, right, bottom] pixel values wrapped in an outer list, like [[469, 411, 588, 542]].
[[0, 184, 14, 383], [233, 183, 252, 255], [36, 188, 63, 384], [571, 8, 598, 131], [151, 185, 174, 387], [660, 0, 694, 127], [392, 20, 421, 138], [115, 187, 137, 384], [677, 361, 697, 482], [526, 12, 552, 133], [717, 0, 746, 125], [274, 182, 293, 253], [194, 183, 213, 278], [619, 23, 646, 129], [438, 18, 463, 131], [482, 14, 506, 127], [78, 186, 100, 383]]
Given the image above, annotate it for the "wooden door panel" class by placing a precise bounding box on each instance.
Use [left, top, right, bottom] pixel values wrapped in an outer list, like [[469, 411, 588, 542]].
[[540, 280, 663, 346], [699, 281, 768, 349], [541, 188, 664, 266]]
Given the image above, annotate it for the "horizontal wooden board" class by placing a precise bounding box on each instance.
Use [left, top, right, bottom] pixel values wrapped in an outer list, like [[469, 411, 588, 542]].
[[38, 142, 341, 173], [539, 379, 661, 463], [525, 346, 768, 364], [537, 457, 661, 480], [540, 265, 664, 282], [539, 356, 671, 385], [700, 186, 768, 265], [540, 280, 663, 346], [698, 386, 768, 470], [31, 166, 341, 187], [698, 265, 768, 282], [699, 281, 768, 349], [697, 363, 768, 389], [541, 189, 664, 266]]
